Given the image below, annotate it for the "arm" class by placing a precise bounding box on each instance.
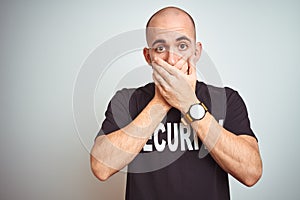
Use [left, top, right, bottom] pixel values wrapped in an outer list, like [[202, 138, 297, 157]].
[[90, 89, 170, 181], [190, 110, 262, 187], [152, 57, 262, 187]]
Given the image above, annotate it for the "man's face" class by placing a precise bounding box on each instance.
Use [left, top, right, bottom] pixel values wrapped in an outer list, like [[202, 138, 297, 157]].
[[144, 11, 201, 71], [148, 29, 195, 66]]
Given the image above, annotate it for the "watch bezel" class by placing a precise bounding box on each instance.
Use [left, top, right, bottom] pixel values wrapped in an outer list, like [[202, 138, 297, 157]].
[[185, 102, 208, 123], [190, 104, 205, 120]]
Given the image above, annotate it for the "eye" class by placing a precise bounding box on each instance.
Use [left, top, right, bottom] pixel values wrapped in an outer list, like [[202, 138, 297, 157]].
[[155, 45, 166, 53], [178, 43, 188, 51]]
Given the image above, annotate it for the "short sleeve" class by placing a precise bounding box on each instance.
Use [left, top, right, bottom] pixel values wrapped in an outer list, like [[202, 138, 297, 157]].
[[224, 89, 257, 140], [96, 88, 135, 138]]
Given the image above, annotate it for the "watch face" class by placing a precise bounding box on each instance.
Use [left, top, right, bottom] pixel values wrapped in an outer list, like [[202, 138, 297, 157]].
[[190, 104, 205, 120]]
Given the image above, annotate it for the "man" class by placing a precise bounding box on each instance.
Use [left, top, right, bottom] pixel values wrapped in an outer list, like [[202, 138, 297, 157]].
[[91, 6, 262, 200]]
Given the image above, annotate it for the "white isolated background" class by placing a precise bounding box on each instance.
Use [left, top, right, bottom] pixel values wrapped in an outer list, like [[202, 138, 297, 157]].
[[1, 0, 299, 200]]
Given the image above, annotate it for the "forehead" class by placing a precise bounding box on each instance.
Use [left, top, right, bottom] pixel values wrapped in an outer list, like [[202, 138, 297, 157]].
[[147, 28, 192, 46], [146, 11, 195, 45]]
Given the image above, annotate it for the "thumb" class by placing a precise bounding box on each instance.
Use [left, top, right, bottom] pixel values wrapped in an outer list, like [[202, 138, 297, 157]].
[[188, 62, 196, 77], [188, 64, 194, 75]]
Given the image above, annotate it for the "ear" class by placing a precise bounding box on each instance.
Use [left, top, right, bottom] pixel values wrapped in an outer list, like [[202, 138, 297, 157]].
[[194, 42, 202, 63], [143, 47, 152, 65]]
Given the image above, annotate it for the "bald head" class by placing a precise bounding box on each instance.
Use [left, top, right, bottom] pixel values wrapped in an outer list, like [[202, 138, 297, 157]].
[[146, 6, 196, 39], [143, 7, 202, 69]]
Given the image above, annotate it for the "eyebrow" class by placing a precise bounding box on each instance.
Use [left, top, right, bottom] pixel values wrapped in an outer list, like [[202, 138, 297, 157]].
[[176, 36, 191, 43], [151, 39, 166, 47], [151, 36, 192, 47]]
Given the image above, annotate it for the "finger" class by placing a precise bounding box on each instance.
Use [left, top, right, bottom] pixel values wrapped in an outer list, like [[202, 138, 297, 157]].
[[152, 72, 159, 85], [154, 57, 178, 76], [153, 72, 169, 95], [189, 64, 195, 75], [182, 62, 189, 75], [174, 57, 187, 69], [175, 57, 189, 74], [152, 61, 173, 84], [152, 69, 168, 88], [156, 84, 165, 95], [187, 56, 197, 76], [152, 70, 160, 85]]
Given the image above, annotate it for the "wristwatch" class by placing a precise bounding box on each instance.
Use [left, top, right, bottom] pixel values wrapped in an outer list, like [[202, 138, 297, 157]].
[[184, 102, 208, 124]]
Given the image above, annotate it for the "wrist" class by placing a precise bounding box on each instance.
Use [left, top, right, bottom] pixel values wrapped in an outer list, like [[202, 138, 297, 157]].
[[180, 97, 200, 114], [150, 98, 171, 112], [181, 99, 209, 126]]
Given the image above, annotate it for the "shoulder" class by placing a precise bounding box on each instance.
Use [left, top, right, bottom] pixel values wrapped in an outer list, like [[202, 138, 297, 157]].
[[132, 82, 155, 97], [112, 82, 154, 100], [109, 82, 155, 117], [196, 81, 246, 118], [196, 81, 241, 101]]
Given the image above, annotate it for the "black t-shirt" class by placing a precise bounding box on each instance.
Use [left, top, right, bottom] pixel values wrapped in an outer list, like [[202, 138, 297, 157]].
[[97, 81, 256, 200]]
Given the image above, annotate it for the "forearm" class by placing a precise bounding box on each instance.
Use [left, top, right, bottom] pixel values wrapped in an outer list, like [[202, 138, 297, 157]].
[[191, 113, 262, 186], [91, 99, 170, 181]]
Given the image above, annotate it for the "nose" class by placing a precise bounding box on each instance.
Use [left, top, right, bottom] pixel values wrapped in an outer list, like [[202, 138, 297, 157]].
[[167, 50, 180, 66]]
